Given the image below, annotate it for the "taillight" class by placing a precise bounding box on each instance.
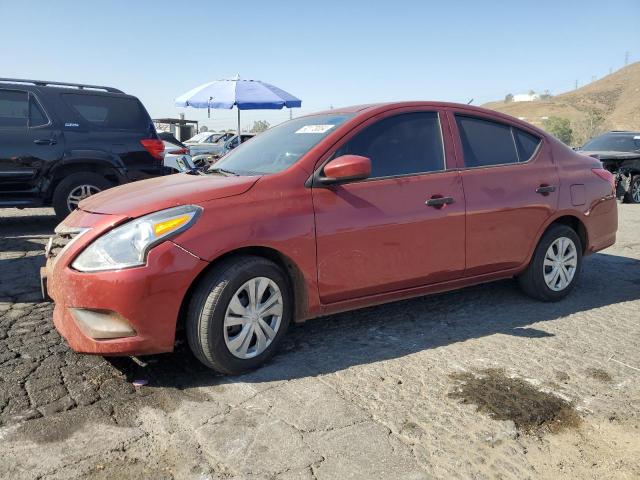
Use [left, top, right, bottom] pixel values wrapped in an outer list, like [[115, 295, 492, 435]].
[[592, 168, 615, 191], [140, 139, 165, 160], [168, 148, 188, 155]]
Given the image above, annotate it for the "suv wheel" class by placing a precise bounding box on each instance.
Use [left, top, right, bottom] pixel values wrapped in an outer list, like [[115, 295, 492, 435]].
[[517, 224, 582, 302], [626, 175, 640, 204], [52, 172, 111, 220], [186, 256, 292, 374]]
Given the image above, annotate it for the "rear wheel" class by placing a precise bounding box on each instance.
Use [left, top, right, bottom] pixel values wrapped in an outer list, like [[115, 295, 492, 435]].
[[517, 224, 582, 302], [52, 172, 111, 220], [186, 256, 292, 374], [626, 175, 640, 204]]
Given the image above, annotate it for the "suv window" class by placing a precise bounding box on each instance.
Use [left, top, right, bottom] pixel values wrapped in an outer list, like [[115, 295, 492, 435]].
[[29, 97, 48, 127], [0, 90, 28, 128], [336, 112, 445, 178], [62, 93, 147, 131], [456, 115, 541, 167]]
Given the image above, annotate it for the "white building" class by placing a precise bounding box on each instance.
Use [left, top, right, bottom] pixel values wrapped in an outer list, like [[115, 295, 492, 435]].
[[513, 93, 540, 102]]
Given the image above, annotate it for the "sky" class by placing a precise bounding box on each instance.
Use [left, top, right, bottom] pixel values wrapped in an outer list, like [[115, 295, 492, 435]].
[[1, 0, 639, 132]]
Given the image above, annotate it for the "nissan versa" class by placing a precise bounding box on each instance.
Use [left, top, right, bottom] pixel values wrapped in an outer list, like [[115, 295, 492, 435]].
[[43, 102, 618, 374]]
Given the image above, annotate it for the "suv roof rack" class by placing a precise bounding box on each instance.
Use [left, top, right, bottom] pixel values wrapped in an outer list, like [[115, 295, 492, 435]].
[[0, 78, 124, 94]]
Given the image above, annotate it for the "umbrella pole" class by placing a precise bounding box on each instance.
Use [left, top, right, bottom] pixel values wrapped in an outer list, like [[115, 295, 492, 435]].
[[237, 108, 241, 145]]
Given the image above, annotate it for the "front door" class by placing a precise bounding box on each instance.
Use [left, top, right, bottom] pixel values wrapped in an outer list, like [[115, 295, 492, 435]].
[[313, 110, 466, 304]]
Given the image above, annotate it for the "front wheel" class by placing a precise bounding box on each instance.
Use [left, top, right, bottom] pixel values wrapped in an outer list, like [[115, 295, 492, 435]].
[[517, 225, 582, 302], [52, 172, 111, 220], [186, 256, 292, 374]]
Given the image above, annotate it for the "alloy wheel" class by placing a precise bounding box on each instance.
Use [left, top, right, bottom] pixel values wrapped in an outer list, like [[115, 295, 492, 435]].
[[66, 184, 102, 211], [543, 237, 577, 291], [632, 178, 640, 203], [223, 277, 283, 359]]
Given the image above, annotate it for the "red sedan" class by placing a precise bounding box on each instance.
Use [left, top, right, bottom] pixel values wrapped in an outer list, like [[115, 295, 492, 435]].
[[43, 102, 618, 374]]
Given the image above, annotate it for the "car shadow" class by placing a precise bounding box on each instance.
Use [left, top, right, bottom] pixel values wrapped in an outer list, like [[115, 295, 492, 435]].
[[0, 212, 57, 302], [107, 251, 640, 389]]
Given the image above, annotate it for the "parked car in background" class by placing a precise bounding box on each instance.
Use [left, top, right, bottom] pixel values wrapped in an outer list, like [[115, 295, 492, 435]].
[[218, 133, 256, 156], [185, 131, 234, 157], [191, 133, 256, 169], [578, 131, 640, 203], [44, 102, 617, 375], [0, 78, 168, 219], [157, 131, 195, 172]]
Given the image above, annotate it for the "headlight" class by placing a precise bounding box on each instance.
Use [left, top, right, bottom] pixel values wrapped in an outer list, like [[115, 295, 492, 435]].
[[72, 205, 202, 272]]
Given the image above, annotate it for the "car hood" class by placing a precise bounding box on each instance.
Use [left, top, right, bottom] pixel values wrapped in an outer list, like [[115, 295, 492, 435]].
[[581, 150, 640, 161], [79, 173, 260, 217]]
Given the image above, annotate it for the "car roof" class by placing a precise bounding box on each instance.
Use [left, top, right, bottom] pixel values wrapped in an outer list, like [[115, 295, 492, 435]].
[[306, 101, 548, 136]]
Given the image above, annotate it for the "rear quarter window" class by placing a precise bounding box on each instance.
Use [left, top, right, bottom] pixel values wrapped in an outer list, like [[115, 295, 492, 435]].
[[514, 128, 541, 161], [61, 93, 149, 131]]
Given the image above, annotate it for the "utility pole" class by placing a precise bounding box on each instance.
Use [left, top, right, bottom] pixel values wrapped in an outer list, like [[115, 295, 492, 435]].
[[609, 67, 612, 75], [625, 51, 629, 66], [575, 79, 578, 90]]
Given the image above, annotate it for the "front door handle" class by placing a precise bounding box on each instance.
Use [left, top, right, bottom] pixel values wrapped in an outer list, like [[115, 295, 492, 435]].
[[34, 138, 57, 146], [536, 185, 556, 195], [425, 196, 454, 208]]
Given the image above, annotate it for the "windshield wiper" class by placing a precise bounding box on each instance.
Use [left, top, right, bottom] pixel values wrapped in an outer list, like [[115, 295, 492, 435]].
[[207, 167, 239, 177]]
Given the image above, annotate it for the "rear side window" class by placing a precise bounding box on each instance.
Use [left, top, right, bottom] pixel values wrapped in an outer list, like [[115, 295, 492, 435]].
[[456, 116, 518, 167], [456, 115, 541, 167], [0, 90, 28, 128], [29, 97, 48, 127], [336, 112, 445, 178], [62, 93, 148, 131]]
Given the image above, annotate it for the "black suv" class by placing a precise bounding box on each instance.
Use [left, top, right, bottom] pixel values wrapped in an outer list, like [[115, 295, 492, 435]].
[[0, 78, 168, 219]]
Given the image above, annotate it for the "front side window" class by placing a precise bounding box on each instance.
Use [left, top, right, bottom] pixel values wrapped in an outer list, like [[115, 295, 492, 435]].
[[62, 93, 148, 131], [456, 115, 541, 167], [0, 90, 28, 128], [335, 112, 445, 178]]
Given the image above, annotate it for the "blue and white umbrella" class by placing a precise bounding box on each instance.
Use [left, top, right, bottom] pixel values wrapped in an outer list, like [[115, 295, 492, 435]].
[[175, 75, 301, 142]]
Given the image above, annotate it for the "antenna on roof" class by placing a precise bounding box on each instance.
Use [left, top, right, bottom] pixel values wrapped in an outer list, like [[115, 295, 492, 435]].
[[467, 98, 473, 105]]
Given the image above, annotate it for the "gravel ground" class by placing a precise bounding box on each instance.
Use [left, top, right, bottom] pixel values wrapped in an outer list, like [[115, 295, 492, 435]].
[[0, 206, 638, 480]]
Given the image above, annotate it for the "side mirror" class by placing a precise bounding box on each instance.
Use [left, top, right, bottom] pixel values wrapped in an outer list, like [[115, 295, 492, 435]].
[[319, 155, 371, 185]]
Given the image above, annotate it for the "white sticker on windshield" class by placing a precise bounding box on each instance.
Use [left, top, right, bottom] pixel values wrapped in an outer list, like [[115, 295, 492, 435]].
[[295, 124, 335, 134], [634, 135, 640, 140]]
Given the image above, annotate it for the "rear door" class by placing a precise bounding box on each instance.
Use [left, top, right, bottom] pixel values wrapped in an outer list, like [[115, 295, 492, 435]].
[[449, 110, 559, 276], [313, 108, 466, 304], [0, 88, 63, 204]]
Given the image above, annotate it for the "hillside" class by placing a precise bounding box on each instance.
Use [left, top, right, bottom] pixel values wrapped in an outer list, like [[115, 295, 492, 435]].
[[482, 62, 640, 136]]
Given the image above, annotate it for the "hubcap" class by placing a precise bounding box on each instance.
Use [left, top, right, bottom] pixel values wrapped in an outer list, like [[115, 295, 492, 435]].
[[632, 179, 640, 203], [224, 277, 283, 359], [543, 237, 577, 291], [67, 184, 101, 211]]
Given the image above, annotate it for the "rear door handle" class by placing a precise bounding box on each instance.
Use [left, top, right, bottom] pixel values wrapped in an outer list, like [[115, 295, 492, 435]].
[[536, 185, 556, 195], [34, 138, 57, 146], [425, 196, 454, 208]]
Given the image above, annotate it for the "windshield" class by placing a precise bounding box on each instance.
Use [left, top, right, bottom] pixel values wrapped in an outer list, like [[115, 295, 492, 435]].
[[583, 134, 640, 152], [212, 114, 354, 175]]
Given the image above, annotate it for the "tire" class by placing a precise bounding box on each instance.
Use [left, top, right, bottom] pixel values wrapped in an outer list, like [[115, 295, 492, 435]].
[[52, 172, 111, 220], [186, 256, 293, 374], [625, 175, 640, 204], [517, 224, 582, 302]]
